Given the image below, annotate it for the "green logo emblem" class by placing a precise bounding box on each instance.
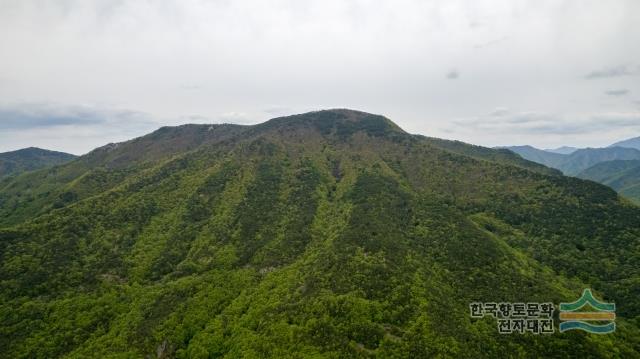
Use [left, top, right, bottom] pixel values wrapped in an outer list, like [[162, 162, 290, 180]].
[[559, 289, 615, 334]]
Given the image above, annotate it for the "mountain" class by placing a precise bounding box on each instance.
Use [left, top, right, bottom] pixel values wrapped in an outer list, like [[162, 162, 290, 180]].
[[577, 159, 640, 204], [505, 145, 640, 175], [610, 136, 640, 150], [0, 147, 76, 179], [544, 146, 578, 155], [1, 109, 639, 358], [561, 147, 640, 175], [505, 142, 640, 203]]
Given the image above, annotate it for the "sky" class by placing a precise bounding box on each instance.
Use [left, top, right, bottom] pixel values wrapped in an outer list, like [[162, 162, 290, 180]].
[[0, 0, 639, 155]]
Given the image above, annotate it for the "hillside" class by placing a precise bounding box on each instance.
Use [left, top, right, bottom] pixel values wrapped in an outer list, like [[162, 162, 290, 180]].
[[0, 124, 246, 227], [1, 109, 639, 358], [0, 147, 76, 179], [578, 159, 640, 204]]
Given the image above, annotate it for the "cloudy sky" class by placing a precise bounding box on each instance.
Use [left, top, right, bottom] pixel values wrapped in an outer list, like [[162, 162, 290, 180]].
[[0, 0, 639, 154]]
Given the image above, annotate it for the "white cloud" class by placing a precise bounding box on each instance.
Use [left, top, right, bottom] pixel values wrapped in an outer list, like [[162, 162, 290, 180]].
[[585, 65, 638, 79], [0, 0, 639, 151], [446, 70, 459, 79], [605, 89, 630, 96], [0, 103, 159, 154], [488, 107, 510, 117], [449, 110, 640, 148]]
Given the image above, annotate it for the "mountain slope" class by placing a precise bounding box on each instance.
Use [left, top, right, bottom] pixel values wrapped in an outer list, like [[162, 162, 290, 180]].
[[1, 110, 639, 358], [429, 141, 560, 176], [0, 147, 76, 179], [610, 136, 640, 150], [0, 124, 246, 227], [577, 159, 640, 204]]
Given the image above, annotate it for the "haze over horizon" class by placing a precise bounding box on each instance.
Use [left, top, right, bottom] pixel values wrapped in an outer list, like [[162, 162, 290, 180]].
[[1, 0, 639, 155]]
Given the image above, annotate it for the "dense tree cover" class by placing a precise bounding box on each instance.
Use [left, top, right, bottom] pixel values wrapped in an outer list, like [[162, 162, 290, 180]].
[[1, 110, 639, 358], [577, 159, 640, 204]]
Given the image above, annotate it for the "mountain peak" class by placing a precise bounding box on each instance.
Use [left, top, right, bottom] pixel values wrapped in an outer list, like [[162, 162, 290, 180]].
[[313, 108, 394, 122], [257, 108, 406, 138], [4, 147, 51, 155], [0, 147, 76, 179], [0, 146, 76, 159]]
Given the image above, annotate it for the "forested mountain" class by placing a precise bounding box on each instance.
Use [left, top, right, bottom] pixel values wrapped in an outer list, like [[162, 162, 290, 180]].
[[0, 147, 76, 179], [578, 159, 640, 204], [1, 109, 639, 358], [505, 145, 640, 175]]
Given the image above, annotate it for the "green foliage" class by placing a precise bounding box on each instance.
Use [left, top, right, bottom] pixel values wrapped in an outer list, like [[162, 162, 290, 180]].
[[577, 159, 640, 204]]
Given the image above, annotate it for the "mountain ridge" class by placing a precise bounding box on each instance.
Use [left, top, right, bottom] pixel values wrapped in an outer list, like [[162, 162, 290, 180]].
[[544, 146, 578, 155], [610, 136, 640, 150]]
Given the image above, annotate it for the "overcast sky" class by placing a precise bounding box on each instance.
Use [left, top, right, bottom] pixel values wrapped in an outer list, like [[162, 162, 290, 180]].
[[1, 0, 639, 155]]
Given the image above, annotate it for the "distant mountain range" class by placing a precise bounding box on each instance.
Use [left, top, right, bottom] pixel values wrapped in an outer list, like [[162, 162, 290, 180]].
[[0, 147, 76, 179], [544, 146, 578, 155], [503, 136, 640, 203]]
